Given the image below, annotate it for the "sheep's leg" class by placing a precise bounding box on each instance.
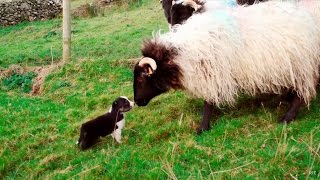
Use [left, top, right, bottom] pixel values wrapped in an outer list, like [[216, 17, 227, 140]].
[[197, 101, 214, 134], [279, 93, 304, 123]]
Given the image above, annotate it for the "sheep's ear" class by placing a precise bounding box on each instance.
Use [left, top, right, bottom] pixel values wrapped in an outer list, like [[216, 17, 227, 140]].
[[113, 101, 118, 106], [174, 0, 202, 11], [141, 66, 154, 77], [147, 67, 153, 75], [172, 0, 176, 5]]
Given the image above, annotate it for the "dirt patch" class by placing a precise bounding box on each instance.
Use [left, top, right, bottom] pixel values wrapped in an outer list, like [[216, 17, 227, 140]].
[[30, 61, 63, 95], [72, 3, 96, 18], [93, 0, 114, 8], [71, 0, 129, 18], [72, 0, 115, 18]]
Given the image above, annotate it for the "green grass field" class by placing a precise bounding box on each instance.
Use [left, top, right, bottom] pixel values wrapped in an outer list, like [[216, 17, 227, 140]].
[[0, 0, 319, 179]]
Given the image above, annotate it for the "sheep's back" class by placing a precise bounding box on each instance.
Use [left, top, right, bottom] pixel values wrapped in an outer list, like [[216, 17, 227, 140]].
[[232, 1, 320, 104], [158, 1, 320, 105]]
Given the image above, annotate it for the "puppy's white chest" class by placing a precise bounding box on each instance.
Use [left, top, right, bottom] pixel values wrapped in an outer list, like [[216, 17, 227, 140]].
[[116, 118, 125, 130]]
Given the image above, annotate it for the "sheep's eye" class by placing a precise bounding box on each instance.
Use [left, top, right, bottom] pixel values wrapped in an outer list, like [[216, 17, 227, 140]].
[[137, 76, 145, 82], [141, 70, 150, 77]]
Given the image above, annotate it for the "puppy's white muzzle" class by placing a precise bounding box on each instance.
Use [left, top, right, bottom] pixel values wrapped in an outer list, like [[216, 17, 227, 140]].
[[129, 100, 134, 108]]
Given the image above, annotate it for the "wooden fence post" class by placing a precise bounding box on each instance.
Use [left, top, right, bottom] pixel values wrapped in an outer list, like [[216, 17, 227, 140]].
[[63, 0, 71, 63]]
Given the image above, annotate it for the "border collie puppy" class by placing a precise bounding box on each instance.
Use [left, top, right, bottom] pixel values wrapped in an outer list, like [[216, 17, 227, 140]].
[[77, 96, 134, 150]]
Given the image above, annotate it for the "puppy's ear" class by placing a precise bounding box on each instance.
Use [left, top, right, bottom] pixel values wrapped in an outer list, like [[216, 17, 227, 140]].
[[175, 0, 202, 11], [113, 101, 118, 107]]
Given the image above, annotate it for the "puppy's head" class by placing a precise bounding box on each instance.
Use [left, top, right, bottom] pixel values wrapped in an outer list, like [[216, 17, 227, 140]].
[[112, 96, 134, 113]]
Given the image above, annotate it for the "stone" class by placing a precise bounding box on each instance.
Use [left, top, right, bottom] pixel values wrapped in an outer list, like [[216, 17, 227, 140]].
[[0, 0, 62, 26], [20, 2, 30, 10]]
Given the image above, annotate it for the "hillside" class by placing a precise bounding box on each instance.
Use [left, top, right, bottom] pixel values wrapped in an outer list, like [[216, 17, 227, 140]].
[[0, 0, 319, 179]]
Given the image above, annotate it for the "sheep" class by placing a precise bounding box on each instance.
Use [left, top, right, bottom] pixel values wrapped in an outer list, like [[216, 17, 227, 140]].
[[237, 0, 267, 5], [134, 1, 320, 134], [161, 0, 232, 26], [161, 0, 266, 26]]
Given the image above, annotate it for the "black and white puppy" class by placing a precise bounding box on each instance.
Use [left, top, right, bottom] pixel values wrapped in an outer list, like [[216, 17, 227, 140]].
[[77, 96, 134, 150]]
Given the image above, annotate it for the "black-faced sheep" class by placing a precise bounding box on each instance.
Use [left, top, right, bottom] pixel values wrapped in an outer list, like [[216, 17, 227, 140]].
[[134, 1, 320, 134], [161, 0, 266, 26], [237, 0, 267, 5]]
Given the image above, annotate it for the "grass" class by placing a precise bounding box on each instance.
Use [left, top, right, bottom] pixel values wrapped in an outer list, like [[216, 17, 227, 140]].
[[0, 0, 319, 179]]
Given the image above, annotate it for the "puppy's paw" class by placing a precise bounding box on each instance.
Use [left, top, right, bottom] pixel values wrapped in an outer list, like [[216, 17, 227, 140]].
[[112, 130, 122, 143]]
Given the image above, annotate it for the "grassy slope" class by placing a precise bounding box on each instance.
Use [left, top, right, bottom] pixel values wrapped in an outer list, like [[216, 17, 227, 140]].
[[0, 1, 319, 179]]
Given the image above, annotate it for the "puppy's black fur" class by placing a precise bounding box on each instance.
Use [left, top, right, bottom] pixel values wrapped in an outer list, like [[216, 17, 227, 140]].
[[77, 97, 133, 150]]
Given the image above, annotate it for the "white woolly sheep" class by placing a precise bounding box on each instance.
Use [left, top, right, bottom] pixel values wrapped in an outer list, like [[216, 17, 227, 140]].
[[134, 1, 320, 134]]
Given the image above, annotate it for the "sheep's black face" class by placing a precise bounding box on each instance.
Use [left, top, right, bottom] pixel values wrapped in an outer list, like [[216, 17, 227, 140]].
[[133, 65, 165, 106], [171, 4, 194, 25], [237, 0, 257, 5], [161, 0, 172, 24]]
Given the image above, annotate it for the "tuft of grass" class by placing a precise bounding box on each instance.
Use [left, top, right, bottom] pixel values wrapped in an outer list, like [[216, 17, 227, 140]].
[[0, 0, 319, 179]]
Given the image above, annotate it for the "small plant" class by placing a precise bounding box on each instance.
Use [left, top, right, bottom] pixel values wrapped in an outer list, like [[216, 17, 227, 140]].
[[127, 0, 145, 7], [44, 30, 57, 39], [2, 71, 36, 93], [58, 81, 71, 87]]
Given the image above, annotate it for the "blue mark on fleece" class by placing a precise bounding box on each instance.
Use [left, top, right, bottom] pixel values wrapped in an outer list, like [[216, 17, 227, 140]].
[[212, 9, 236, 28], [225, 0, 237, 7], [209, 0, 238, 25], [208, 2, 240, 37]]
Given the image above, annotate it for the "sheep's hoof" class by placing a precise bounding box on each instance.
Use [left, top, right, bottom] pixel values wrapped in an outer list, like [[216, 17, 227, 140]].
[[196, 126, 210, 135], [278, 114, 295, 124]]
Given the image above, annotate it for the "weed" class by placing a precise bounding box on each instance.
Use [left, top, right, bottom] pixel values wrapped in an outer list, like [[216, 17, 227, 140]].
[[2, 72, 36, 93]]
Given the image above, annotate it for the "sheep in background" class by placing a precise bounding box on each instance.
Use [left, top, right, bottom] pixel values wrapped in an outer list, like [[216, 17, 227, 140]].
[[134, 1, 320, 134], [161, 0, 266, 26], [237, 0, 267, 5]]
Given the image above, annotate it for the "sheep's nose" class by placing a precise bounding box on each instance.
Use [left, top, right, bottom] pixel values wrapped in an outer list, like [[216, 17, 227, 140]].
[[135, 99, 148, 106]]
